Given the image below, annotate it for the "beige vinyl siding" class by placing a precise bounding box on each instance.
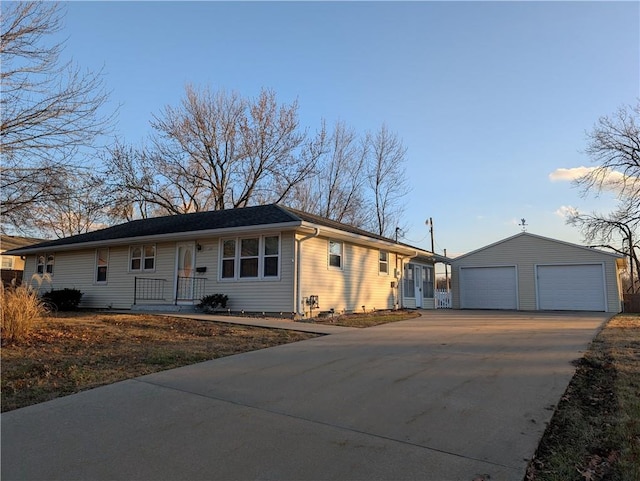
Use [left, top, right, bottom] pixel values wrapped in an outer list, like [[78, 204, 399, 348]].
[[297, 234, 398, 314], [21, 232, 294, 312], [452, 234, 622, 312], [25, 243, 176, 309], [196, 231, 295, 313]]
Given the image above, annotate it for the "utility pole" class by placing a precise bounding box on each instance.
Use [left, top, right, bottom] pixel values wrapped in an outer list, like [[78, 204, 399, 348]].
[[444, 248, 449, 291], [426, 217, 434, 253]]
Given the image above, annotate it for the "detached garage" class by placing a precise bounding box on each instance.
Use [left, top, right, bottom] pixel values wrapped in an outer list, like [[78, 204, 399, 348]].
[[452, 233, 625, 313]]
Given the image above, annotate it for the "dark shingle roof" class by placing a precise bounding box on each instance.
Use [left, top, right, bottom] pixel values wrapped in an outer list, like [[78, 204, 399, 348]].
[[10, 205, 300, 252], [5, 204, 446, 261]]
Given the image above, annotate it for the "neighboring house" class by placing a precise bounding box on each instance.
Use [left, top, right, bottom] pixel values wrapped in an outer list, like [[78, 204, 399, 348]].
[[5, 205, 448, 316], [451, 232, 625, 313], [1, 235, 47, 287]]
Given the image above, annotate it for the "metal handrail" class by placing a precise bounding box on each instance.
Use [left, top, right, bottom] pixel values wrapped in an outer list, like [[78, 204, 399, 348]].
[[175, 276, 207, 305], [133, 277, 167, 305]]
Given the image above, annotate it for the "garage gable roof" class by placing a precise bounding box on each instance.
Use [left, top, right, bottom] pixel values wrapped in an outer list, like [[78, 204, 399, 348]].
[[452, 232, 624, 262]]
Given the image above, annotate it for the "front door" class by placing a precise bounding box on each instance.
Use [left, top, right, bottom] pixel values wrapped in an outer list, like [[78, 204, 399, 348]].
[[175, 242, 195, 303], [414, 266, 423, 308]]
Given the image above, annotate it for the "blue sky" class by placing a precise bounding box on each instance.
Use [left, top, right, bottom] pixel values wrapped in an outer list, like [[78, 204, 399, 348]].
[[54, 1, 639, 256]]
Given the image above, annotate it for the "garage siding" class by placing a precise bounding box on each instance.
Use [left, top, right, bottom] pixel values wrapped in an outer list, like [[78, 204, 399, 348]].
[[451, 233, 622, 313]]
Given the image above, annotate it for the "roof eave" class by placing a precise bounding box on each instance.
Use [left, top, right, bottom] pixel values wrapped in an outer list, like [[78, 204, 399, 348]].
[[299, 221, 450, 262], [6, 221, 304, 255]]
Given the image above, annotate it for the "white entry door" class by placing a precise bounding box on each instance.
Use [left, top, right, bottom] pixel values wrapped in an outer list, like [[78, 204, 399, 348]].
[[175, 242, 196, 302], [414, 266, 423, 308]]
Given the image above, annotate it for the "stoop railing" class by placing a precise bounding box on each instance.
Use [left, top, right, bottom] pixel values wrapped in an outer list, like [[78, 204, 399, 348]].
[[133, 277, 167, 305], [175, 276, 207, 305]]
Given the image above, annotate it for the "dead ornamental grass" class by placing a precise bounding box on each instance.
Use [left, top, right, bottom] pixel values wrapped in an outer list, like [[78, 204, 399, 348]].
[[0, 284, 47, 343], [1, 312, 317, 412]]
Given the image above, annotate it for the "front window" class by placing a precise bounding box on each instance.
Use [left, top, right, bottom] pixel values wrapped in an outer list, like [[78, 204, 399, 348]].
[[240, 238, 259, 278], [222, 239, 236, 278], [263, 236, 279, 277], [329, 240, 342, 268], [36, 254, 54, 275], [46, 254, 54, 274], [130, 245, 155, 272], [220, 235, 280, 280], [96, 248, 109, 283], [36, 255, 45, 274], [379, 250, 389, 274]]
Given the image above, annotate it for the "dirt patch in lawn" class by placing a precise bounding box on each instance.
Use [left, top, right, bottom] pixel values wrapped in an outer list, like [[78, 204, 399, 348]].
[[525, 314, 640, 481], [1, 312, 317, 412], [307, 309, 420, 328]]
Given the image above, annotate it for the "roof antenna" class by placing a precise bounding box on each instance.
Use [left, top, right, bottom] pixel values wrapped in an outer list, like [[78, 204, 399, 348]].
[[518, 218, 528, 232]]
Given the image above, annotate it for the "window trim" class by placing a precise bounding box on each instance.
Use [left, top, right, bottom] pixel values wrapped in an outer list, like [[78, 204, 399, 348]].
[[129, 244, 156, 273], [95, 248, 109, 284], [219, 234, 281, 281]]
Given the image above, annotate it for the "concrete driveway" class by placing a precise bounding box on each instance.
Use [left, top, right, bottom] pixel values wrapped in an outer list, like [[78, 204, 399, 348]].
[[1, 310, 609, 481]]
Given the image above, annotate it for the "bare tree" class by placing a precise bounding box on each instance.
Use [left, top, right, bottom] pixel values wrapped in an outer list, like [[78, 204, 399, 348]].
[[286, 121, 369, 226], [106, 85, 319, 214], [28, 172, 111, 238], [365, 124, 409, 237], [1, 2, 111, 229], [568, 102, 640, 292]]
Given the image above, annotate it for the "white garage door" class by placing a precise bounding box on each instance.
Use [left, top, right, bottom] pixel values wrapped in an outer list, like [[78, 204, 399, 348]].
[[460, 266, 517, 309], [537, 264, 605, 311]]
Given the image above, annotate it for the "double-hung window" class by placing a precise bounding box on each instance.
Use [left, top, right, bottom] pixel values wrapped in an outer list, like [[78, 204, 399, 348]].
[[240, 238, 259, 278], [263, 236, 279, 277], [222, 240, 236, 279], [220, 235, 280, 280], [328, 240, 342, 269], [36, 254, 54, 275], [130, 245, 155, 272], [379, 250, 389, 274], [96, 248, 109, 283]]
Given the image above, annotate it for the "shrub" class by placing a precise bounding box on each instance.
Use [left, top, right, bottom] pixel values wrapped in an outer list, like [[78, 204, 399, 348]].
[[0, 284, 46, 343], [41, 288, 83, 311], [198, 293, 229, 312]]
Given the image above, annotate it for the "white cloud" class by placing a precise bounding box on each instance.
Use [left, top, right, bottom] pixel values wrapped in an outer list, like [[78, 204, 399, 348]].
[[548, 166, 595, 182], [555, 205, 578, 219], [549, 166, 636, 195]]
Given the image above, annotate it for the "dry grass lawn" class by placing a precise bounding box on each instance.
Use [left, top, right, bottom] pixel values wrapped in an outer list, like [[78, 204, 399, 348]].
[[526, 313, 640, 481], [1, 312, 317, 412]]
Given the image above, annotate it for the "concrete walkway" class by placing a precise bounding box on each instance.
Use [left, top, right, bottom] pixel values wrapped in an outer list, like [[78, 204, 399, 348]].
[[165, 312, 360, 335], [1, 310, 609, 481]]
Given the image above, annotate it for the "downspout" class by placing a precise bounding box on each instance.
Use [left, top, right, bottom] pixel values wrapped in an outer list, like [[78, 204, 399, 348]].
[[294, 227, 320, 318]]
